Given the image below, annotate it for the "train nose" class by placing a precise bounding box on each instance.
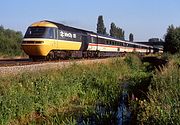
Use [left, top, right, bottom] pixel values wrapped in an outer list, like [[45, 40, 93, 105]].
[[21, 42, 50, 56]]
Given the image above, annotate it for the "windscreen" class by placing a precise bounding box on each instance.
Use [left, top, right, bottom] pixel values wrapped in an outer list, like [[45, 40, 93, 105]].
[[24, 27, 55, 39]]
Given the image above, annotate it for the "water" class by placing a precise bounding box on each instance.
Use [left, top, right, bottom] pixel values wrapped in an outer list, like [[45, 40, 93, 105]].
[[117, 92, 131, 125], [78, 84, 132, 125]]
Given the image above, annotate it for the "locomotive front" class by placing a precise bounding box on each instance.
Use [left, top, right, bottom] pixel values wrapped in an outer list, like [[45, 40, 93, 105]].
[[21, 21, 58, 59]]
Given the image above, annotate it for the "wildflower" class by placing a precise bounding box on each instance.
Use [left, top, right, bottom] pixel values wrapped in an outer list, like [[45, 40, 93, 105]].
[[135, 97, 138, 101], [18, 83, 22, 87]]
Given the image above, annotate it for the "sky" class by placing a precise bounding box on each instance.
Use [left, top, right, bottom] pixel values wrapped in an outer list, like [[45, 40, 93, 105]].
[[0, 0, 180, 41]]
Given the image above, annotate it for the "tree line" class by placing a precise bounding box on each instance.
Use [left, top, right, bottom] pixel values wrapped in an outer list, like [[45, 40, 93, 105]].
[[0, 25, 23, 56], [164, 25, 180, 54], [97, 15, 180, 54], [97, 15, 134, 42]]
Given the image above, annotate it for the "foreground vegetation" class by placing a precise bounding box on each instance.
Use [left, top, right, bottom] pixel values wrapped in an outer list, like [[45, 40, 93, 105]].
[[0, 54, 149, 124], [1, 54, 180, 124], [0, 25, 23, 57], [133, 54, 180, 124]]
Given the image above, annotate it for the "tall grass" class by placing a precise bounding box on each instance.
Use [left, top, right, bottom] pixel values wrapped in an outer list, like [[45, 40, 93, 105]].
[[135, 55, 180, 124], [0, 56, 141, 124], [0, 54, 153, 124]]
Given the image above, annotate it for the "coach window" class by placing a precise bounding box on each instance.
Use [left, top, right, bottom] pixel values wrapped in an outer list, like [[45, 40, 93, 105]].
[[98, 38, 102, 44], [99, 38, 105, 44], [107, 41, 110, 45], [108, 41, 110, 45], [102, 39, 105, 44], [103, 39, 105, 44], [110, 41, 112, 45], [90, 37, 93, 43], [91, 37, 96, 43]]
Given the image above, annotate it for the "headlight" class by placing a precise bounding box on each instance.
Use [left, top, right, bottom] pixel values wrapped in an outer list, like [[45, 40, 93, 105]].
[[22, 41, 44, 44], [35, 41, 44, 44]]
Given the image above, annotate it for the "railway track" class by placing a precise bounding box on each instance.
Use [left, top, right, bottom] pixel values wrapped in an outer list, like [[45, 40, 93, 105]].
[[0, 58, 37, 67], [0, 58, 109, 76], [0, 57, 112, 67], [0, 58, 76, 67]]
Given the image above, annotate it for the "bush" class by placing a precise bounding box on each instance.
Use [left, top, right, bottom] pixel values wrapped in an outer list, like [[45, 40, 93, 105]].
[[0, 25, 23, 56]]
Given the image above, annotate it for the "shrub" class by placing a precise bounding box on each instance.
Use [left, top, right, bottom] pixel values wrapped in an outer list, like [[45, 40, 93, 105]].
[[136, 58, 180, 124], [0, 25, 23, 56]]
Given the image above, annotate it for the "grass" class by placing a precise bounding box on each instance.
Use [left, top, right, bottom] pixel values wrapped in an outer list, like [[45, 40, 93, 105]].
[[0, 51, 26, 58], [1, 55, 144, 125], [132, 54, 180, 125], [3, 54, 172, 124]]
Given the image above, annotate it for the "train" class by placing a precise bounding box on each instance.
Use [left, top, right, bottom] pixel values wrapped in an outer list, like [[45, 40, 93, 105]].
[[21, 20, 162, 60]]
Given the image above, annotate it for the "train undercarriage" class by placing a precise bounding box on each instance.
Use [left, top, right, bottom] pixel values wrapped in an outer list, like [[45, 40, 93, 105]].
[[29, 50, 125, 61]]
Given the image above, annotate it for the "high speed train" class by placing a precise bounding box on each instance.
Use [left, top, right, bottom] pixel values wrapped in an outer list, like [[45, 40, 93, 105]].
[[21, 20, 161, 60]]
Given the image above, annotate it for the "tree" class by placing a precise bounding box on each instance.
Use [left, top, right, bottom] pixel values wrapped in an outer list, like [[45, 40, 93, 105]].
[[0, 25, 23, 56], [110, 22, 125, 39], [164, 25, 180, 54], [97, 15, 106, 35], [129, 33, 134, 42], [110, 22, 116, 37]]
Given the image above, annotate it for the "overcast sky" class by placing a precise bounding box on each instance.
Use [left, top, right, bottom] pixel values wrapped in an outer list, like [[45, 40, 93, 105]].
[[0, 0, 180, 41]]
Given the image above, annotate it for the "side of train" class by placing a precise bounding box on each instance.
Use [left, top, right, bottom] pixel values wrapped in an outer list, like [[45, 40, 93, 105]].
[[21, 20, 162, 60]]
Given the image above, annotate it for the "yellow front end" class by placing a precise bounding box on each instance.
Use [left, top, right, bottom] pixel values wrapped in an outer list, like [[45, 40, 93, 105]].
[[22, 38, 55, 56], [22, 21, 58, 57], [22, 21, 83, 57]]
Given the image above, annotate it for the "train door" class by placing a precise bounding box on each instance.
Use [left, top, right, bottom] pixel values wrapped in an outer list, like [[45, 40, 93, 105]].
[[80, 35, 89, 51], [91, 36, 98, 51], [148, 47, 151, 53]]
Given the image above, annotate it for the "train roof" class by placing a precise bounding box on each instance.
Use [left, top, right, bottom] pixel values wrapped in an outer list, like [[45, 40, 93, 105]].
[[96, 34, 153, 48], [31, 21, 58, 28], [46, 20, 95, 35], [35, 20, 153, 48]]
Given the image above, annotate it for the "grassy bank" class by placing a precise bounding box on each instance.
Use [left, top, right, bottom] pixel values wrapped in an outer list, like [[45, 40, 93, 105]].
[[3, 54, 177, 125], [132, 54, 180, 124], [0, 54, 149, 124]]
